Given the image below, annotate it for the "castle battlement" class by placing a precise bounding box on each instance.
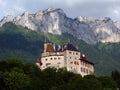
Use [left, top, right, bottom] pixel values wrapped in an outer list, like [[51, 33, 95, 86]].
[[42, 52, 64, 57]]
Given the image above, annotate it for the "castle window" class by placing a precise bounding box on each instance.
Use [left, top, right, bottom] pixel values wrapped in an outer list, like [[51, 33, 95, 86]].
[[69, 52, 71, 54], [57, 62, 60, 64], [73, 52, 74, 55], [46, 63, 51, 66], [81, 61, 83, 65], [70, 57, 71, 59], [83, 68, 85, 73], [46, 59, 47, 61], [77, 62, 79, 65], [81, 67, 83, 72], [70, 62, 73, 64], [86, 69, 88, 74], [54, 58, 56, 60], [74, 61, 77, 65], [76, 53, 78, 55], [50, 58, 52, 60], [86, 63, 88, 67], [83, 62, 85, 66], [58, 57, 61, 60], [89, 71, 92, 74]]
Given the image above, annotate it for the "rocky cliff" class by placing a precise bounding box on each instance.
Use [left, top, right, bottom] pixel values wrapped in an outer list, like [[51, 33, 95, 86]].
[[1, 8, 120, 44]]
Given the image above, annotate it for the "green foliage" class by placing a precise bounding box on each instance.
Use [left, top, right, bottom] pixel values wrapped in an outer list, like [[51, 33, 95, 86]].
[[0, 58, 24, 72], [0, 59, 30, 90], [111, 70, 120, 89], [0, 59, 118, 90], [97, 76, 117, 90], [2, 71, 30, 90]]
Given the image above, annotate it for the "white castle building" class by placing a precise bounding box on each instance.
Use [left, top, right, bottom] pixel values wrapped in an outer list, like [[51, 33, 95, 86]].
[[36, 40, 94, 76]]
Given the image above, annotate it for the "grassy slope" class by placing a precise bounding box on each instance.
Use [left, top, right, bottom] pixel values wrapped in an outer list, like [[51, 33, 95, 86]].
[[0, 22, 120, 75]]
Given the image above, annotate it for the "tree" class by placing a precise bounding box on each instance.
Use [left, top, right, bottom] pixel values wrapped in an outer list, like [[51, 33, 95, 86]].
[[67, 74, 103, 90], [2, 71, 30, 90], [98, 76, 117, 90], [2, 58, 24, 72], [111, 70, 120, 89]]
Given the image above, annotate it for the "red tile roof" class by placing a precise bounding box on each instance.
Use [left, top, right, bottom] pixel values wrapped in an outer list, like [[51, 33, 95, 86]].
[[46, 44, 55, 52]]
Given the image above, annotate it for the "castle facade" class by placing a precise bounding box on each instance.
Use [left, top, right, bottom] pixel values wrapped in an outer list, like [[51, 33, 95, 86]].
[[36, 40, 94, 76]]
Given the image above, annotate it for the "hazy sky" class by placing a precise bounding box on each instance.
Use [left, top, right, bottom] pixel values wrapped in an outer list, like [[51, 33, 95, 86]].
[[0, 0, 120, 21]]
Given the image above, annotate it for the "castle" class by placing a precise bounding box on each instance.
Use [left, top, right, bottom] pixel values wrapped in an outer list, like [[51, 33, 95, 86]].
[[36, 40, 94, 76]]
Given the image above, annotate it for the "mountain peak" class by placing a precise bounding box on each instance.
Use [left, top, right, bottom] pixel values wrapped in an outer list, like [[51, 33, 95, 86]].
[[1, 15, 14, 22], [46, 7, 55, 12], [0, 15, 14, 27], [22, 11, 29, 17], [43, 8, 65, 16], [76, 16, 98, 23], [0, 8, 120, 44]]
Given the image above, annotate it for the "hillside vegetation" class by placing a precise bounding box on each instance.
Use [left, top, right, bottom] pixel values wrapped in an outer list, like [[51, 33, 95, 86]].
[[0, 58, 118, 90], [0, 22, 120, 75]]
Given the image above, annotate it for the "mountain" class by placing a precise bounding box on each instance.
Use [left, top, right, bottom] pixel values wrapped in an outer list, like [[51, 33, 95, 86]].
[[1, 8, 120, 44], [0, 22, 120, 76]]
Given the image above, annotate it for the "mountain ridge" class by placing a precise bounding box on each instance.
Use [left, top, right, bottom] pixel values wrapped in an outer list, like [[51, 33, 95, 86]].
[[0, 8, 120, 44]]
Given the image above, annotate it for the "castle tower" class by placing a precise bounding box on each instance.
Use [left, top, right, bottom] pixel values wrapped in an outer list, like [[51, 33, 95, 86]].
[[44, 38, 47, 52]]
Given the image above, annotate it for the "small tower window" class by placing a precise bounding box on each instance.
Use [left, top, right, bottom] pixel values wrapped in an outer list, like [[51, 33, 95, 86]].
[[81, 67, 83, 72], [73, 52, 74, 55], [57, 62, 60, 64], [83, 68, 85, 73]]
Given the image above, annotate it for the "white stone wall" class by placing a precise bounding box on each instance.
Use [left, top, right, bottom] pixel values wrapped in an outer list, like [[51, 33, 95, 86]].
[[41, 55, 65, 70], [64, 50, 81, 73], [79, 61, 94, 76], [39, 49, 94, 77]]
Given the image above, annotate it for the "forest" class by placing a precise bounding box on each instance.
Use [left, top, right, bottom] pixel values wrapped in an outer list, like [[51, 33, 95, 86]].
[[0, 58, 120, 90]]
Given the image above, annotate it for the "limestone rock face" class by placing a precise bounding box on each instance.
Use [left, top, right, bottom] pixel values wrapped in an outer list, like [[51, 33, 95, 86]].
[[1, 8, 120, 44], [0, 15, 14, 27]]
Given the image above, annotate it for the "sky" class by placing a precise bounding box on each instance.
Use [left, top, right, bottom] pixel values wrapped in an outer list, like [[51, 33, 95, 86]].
[[0, 0, 120, 21]]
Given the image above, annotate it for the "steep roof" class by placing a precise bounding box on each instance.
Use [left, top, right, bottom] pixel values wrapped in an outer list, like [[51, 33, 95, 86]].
[[46, 44, 55, 52], [80, 55, 94, 65], [59, 42, 78, 52]]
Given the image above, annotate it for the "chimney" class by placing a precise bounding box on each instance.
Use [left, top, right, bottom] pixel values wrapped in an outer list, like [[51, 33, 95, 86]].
[[58, 45, 61, 51], [76, 45, 78, 50], [44, 38, 47, 52], [53, 43, 56, 51], [81, 54, 86, 60]]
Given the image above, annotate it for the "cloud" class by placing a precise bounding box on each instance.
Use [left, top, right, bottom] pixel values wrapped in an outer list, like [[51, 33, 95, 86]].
[[15, 7, 26, 13], [0, 0, 6, 6], [0, 0, 120, 21], [42, 0, 120, 7], [3, 7, 26, 17], [108, 6, 120, 21], [0, 0, 2, 3], [113, 10, 120, 15]]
